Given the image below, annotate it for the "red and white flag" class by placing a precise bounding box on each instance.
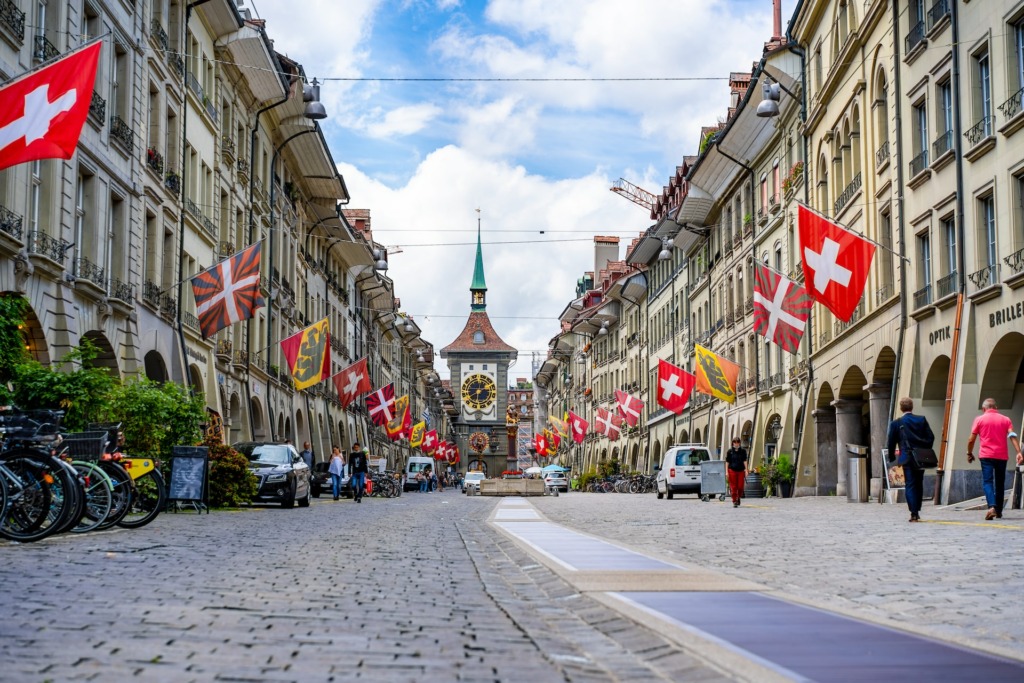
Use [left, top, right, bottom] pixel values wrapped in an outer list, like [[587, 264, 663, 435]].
[[753, 263, 813, 354], [657, 359, 696, 415], [567, 410, 589, 444], [614, 390, 644, 427], [332, 357, 371, 409], [191, 243, 264, 339], [798, 204, 875, 322], [594, 407, 623, 441], [421, 429, 438, 454], [534, 433, 548, 457], [365, 383, 396, 426], [0, 41, 102, 172]]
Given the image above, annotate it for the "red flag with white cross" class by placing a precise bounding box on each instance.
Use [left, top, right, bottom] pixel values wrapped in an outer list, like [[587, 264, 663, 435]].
[[568, 410, 589, 444], [421, 429, 438, 454], [0, 41, 102, 172], [365, 383, 396, 426], [614, 390, 644, 427], [594, 407, 623, 441], [753, 263, 813, 354], [798, 204, 875, 322], [332, 357, 372, 409], [657, 359, 696, 415]]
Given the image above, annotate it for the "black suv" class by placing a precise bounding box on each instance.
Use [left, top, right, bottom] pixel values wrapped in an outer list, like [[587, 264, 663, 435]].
[[310, 461, 353, 499], [233, 442, 311, 508]]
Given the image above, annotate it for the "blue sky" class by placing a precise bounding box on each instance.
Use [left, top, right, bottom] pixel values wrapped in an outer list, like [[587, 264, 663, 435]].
[[254, 0, 797, 379]]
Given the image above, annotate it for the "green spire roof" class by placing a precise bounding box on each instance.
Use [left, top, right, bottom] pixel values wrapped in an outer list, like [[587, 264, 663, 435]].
[[471, 223, 487, 292]]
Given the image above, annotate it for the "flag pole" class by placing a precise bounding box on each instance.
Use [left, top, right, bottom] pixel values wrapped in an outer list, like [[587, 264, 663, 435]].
[[796, 200, 910, 263]]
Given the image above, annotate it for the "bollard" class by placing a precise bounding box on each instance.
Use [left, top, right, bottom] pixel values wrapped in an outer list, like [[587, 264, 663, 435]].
[[1012, 466, 1023, 510]]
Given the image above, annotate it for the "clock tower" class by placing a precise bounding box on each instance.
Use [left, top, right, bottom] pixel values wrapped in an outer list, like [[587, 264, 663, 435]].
[[440, 217, 518, 475]]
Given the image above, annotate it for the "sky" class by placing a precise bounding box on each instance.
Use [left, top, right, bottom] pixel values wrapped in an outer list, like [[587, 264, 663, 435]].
[[252, 0, 797, 380]]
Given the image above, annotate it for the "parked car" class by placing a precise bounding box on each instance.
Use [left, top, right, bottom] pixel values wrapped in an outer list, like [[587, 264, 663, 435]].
[[463, 471, 485, 493], [233, 441, 311, 508], [543, 471, 569, 492], [405, 456, 435, 492], [655, 444, 713, 499], [310, 461, 352, 499]]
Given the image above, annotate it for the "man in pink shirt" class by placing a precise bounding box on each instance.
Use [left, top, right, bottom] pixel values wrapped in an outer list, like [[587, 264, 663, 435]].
[[966, 398, 1023, 520]]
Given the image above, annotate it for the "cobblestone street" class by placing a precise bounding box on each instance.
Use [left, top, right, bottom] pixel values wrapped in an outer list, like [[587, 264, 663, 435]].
[[2, 489, 1022, 682]]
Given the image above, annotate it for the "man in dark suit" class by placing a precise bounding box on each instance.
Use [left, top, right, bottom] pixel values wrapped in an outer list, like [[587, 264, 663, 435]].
[[886, 397, 935, 522]]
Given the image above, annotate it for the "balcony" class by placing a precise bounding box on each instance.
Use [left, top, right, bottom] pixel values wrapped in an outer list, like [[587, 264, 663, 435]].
[[0, 204, 24, 240], [186, 71, 205, 104], [164, 168, 181, 196], [233, 349, 250, 368], [168, 52, 184, 79], [909, 149, 929, 178], [834, 302, 865, 336], [744, 296, 754, 313], [236, 159, 250, 183], [933, 271, 957, 299], [968, 263, 1000, 291], [217, 241, 235, 260], [33, 34, 59, 63], [770, 371, 785, 389], [905, 20, 925, 55], [150, 18, 169, 51], [743, 218, 753, 238], [833, 172, 861, 215], [109, 277, 133, 303], [875, 283, 894, 305], [27, 231, 69, 263], [159, 294, 177, 319], [88, 91, 106, 125], [110, 115, 134, 152], [185, 198, 217, 239], [932, 130, 953, 159], [998, 87, 1024, 121], [74, 256, 106, 289], [964, 115, 994, 146], [875, 140, 890, 168], [1, 0, 26, 42], [182, 311, 200, 331], [733, 231, 743, 248], [788, 266, 804, 284], [927, 0, 949, 30], [1005, 248, 1024, 276], [819, 327, 832, 347], [145, 147, 164, 176], [143, 280, 162, 308], [221, 136, 235, 164], [912, 284, 932, 309]]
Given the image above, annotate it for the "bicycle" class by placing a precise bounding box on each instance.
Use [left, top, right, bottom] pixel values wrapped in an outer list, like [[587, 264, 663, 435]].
[[88, 423, 167, 529]]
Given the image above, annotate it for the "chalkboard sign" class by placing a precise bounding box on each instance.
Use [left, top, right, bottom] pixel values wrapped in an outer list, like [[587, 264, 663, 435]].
[[169, 446, 208, 504]]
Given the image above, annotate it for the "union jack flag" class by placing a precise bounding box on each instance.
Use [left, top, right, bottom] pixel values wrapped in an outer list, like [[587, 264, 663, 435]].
[[190, 243, 264, 339]]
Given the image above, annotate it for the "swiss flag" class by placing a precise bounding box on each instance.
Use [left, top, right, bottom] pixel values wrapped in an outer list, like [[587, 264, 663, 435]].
[[435, 440, 448, 461], [798, 204, 875, 322], [421, 429, 438, 454], [657, 359, 696, 415], [753, 263, 813, 354], [0, 41, 102, 172], [568, 410, 588, 444], [594, 407, 623, 441], [332, 357, 371, 409], [614, 390, 644, 427], [534, 433, 548, 457]]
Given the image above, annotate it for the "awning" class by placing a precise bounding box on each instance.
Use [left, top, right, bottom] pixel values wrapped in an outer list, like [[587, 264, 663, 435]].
[[216, 25, 287, 103], [607, 271, 648, 304], [572, 300, 620, 336]]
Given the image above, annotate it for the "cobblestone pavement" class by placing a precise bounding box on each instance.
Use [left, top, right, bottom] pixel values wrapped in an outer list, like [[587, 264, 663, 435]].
[[0, 491, 731, 683], [533, 492, 1024, 661]]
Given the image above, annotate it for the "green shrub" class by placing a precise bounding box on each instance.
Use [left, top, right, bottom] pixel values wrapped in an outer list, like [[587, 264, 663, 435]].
[[205, 438, 257, 508], [103, 378, 205, 460]]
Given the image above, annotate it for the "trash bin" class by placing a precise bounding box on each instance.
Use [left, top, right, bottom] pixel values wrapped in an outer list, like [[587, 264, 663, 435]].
[[847, 444, 869, 503]]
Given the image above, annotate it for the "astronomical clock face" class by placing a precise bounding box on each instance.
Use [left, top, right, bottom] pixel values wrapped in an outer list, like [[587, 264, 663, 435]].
[[461, 373, 497, 411], [469, 431, 489, 453]]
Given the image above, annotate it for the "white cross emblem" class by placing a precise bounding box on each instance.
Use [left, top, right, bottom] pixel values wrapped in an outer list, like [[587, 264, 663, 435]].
[[342, 370, 363, 396], [195, 261, 259, 322], [369, 395, 395, 422], [423, 433, 434, 446], [754, 280, 806, 339], [619, 396, 641, 421], [660, 374, 684, 402], [573, 420, 585, 435], [804, 237, 852, 294], [0, 85, 78, 153]]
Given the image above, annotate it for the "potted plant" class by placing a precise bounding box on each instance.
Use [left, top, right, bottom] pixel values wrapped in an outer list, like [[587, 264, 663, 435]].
[[776, 453, 795, 498], [758, 459, 780, 498]]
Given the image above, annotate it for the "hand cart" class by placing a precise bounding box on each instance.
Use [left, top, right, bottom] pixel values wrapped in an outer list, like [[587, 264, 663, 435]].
[[700, 459, 728, 502]]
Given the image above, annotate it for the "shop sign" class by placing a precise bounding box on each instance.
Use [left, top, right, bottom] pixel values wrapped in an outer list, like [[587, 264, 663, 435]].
[[927, 325, 951, 346], [989, 301, 1024, 329]]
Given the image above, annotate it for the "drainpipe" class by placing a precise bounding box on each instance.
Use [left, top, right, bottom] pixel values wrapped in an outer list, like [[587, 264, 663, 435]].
[[935, 0, 968, 504], [176, 0, 212, 396]]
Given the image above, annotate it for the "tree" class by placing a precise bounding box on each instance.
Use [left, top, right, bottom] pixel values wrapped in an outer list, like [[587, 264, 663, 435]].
[[204, 437, 257, 508], [103, 378, 205, 460]]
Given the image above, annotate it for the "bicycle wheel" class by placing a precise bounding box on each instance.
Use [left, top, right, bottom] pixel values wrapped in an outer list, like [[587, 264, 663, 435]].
[[0, 452, 72, 542], [96, 460, 133, 530], [116, 469, 166, 529], [70, 461, 113, 533], [53, 459, 87, 535]]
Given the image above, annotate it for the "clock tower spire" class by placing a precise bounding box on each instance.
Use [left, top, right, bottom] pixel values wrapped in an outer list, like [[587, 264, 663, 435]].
[[470, 209, 487, 311]]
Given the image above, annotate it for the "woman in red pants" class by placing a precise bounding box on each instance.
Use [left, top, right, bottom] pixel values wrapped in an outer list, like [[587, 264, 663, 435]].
[[725, 438, 748, 507]]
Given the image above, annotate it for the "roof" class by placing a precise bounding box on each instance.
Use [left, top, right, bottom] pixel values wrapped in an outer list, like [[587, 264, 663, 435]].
[[471, 226, 487, 292], [440, 312, 517, 355]]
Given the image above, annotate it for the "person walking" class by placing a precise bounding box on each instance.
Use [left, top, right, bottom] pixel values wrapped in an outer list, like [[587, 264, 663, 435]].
[[349, 442, 369, 503], [966, 398, 1023, 520], [725, 438, 748, 508], [300, 441, 314, 470], [885, 397, 935, 522], [417, 466, 428, 493], [328, 446, 346, 501]]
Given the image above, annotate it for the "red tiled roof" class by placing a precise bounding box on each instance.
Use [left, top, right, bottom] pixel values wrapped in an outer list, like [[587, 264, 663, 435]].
[[441, 311, 517, 354]]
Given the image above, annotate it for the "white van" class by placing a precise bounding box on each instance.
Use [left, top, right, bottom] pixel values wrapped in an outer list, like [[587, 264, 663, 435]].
[[405, 456, 435, 491], [655, 445, 713, 499]]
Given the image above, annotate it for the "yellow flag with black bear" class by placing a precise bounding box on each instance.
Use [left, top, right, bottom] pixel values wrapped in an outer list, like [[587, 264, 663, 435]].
[[694, 343, 740, 404], [280, 318, 330, 391], [410, 421, 425, 448], [386, 395, 410, 440]]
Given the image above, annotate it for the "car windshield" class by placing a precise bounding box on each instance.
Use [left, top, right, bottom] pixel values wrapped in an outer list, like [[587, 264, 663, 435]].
[[409, 463, 431, 473], [674, 450, 709, 466], [249, 447, 292, 465], [465, 472, 485, 481]]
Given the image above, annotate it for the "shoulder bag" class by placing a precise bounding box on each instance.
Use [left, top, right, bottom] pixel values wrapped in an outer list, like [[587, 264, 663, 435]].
[[899, 421, 938, 469]]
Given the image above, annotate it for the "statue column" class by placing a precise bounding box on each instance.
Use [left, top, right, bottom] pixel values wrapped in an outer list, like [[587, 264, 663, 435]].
[[865, 383, 892, 483], [831, 399, 864, 497], [813, 408, 837, 495]]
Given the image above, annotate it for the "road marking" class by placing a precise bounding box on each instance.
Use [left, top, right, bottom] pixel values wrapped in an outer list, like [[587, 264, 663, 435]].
[[920, 520, 1022, 530]]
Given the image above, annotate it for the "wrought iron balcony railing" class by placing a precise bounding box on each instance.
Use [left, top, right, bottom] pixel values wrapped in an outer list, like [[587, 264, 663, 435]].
[[145, 147, 164, 175], [964, 115, 995, 146], [74, 256, 106, 288], [912, 284, 932, 309], [143, 280, 162, 308], [909, 149, 929, 177], [932, 130, 953, 158], [998, 88, 1024, 121], [164, 168, 181, 195], [1005, 248, 1024, 275], [906, 20, 925, 54], [968, 263, 1000, 290], [182, 311, 199, 330], [875, 140, 890, 167], [928, 0, 949, 30], [110, 115, 133, 151], [933, 271, 957, 298], [216, 338, 233, 357], [89, 91, 106, 124], [150, 18, 169, 51], [834, 172, 861, 215], [33, 34, 59, 63], [27, 231, 70, 263], [169, 52, 184, 78], [109, 277, 134, 302], [876, 283, 894, 305], [1, 0, 26, 39], [0, 204, 24, 240]]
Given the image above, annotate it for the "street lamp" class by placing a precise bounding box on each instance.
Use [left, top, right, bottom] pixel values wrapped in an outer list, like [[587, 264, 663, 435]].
[[658, 237, 673, 261], [768, 416, 783, 442]]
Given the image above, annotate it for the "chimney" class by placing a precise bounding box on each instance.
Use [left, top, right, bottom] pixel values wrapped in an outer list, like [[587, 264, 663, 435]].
[[773, 0, 782, 41], [594, 236, 620, 285]]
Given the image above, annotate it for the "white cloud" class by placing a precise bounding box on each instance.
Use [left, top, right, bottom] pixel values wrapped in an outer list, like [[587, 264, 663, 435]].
[[366, 103, 444, 137]]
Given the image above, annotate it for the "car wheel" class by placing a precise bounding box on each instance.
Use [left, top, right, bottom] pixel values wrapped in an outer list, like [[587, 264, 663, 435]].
[[656, 488, 664, 499], [281, 482, 296, 509], [298, 486, 311, 508], [666, 487, 674, 500]]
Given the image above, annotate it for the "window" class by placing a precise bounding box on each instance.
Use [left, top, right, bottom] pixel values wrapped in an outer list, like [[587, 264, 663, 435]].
[[919, 231, 932, 287], [980, 195, 997, 269], [1013, 17, 1024, 99], [771, 160, 780, 206], [942, 215, 957, 277], [972, 48, 992, 137], [935, 80, 953, 156], [910, 101, 928, 174], [1015, 173, 1024, 247], [879, 210, 894, 296], [759, 174, 767, 214]]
